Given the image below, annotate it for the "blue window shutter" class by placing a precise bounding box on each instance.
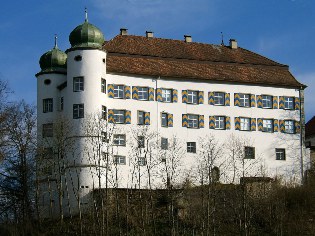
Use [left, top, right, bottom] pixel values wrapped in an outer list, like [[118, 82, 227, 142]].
[[124, 86, 131, 99], [156, 88, 162, 102], [209, 116, 215, 129], [251, 118, 256, 131], [125, 110, 131, 124], [225, 93, 230, 106], [208, 92, 214, 105], [226, 116, 231, 129], [182, 114, 188, 127], [144, 112, 150, 125], [274, 119, 278, 132], [172, 89, 178, 103], [168, 114, 173, 127], [132, 86, 138, 100], [234, 93, 240, 106], [234, 117, 240, 130], [251, 94, 256, 107], [108, 84, 114, 98], [198, 91, 204, 104], [182, 90, 188, 103], [273, 96, 278, 109], [256, 95, 262, 108], [295, 97, 300, 110], [199, 115, 204, 128], [149, 87, 155, 101], [108, 109, 114, 123]]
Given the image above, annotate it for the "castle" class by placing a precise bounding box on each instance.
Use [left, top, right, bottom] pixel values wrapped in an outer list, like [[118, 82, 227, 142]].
[[36, 14, 306, 217]]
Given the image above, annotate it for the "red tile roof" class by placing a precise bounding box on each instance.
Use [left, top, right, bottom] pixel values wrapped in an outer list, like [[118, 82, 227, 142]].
[[103, 35, 304, 88], [306, 116, 315, 138]]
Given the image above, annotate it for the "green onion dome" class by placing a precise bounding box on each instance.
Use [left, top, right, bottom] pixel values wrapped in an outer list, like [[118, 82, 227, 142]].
[[69, 20, 105, 49], [39, 43, 67, 73]]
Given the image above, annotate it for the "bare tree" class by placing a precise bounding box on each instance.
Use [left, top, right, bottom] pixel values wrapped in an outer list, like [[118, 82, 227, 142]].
[[0, 101, 36, 230]]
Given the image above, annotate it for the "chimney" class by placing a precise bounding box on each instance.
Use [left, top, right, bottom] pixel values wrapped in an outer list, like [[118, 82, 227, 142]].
[[184, 35, 192, 43], [229, 39, 238, 49], [146, 31, 154, 38], [120, 28, 128, 35]]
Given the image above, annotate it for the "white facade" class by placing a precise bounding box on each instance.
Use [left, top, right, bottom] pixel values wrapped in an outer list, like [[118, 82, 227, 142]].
[[36, 21, 306, 218]]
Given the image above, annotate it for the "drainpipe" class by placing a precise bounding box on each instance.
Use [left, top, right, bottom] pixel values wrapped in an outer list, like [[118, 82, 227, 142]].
[[299, 86, 304, 182]]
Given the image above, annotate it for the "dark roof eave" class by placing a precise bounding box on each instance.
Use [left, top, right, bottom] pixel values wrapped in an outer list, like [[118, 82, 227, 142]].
[[107, 70, 304, 89]]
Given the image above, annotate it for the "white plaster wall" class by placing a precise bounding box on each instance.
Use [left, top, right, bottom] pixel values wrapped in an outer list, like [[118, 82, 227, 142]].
[[104, 73, 303, 187]]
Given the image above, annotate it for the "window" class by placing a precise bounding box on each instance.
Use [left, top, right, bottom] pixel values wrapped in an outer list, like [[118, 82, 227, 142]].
[[161, 138, 168, 150], [240, 117, 250, 131], [263, 119, 273, 132], [113, 110, 125, 124], [187, 142, 196, 153], [73, 104, 84, 119], [285, 120, 295, 134], [188, 114, 199, 128], [102, 106, 107, 120], [187, 90, 198, 104], [113, 134, 126, 146], [138, 87, 149, 100], [138, 136, 145, 148], [60, 97, 64, 111], [239, 94, 250, 107], [262, 95, 272, 108], [162, 89, 172, 102], [73, 77, 84, 92], [114, 85, 124, 98], [101, 131, 108, 143], [114, 155, 126, 165], [138, 157, 146, 166], [161, 113, 168, 127], [138, 111, 145, 125], [215, 116, 225, 129], [43, 98, 53, 113], [43, 147, 54, 159], [214, 92, 225, 105], [101, 78, 106, 93], [244, 146, 255, 159], [284, 97, 294, 110], [44, 79, 51, 85], [42, 123, 53, 137], [276, 148, 286, 160], [74, 55, 82, 61]]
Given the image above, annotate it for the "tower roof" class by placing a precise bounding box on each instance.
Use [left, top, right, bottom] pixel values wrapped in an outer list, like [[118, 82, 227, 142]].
[[69, 21, 105, 49], [39, 37, 67, 74]]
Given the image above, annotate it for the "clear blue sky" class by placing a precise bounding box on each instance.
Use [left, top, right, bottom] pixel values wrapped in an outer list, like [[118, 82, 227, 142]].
[[0, 0, 314, 121]]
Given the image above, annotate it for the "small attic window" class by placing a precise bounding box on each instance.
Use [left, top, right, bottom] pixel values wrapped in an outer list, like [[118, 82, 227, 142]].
[[102, 58, 105, 63], [44, 79, 51, 85], [74, 55, 82, 61]]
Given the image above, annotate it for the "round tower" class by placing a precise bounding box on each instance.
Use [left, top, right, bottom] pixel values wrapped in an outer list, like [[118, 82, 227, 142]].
[[62, 12, 107, 215], [36, 36, 67, 218]]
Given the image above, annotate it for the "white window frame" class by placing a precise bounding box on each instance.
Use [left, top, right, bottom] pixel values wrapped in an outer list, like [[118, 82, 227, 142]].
[[162, 89, 172, 102], [114, 155, 126, 165], [187, 90, 198, 104], [215, 116, 225, 130], [138, 111, 145, 125], [262, 95, 272, 108], [284, 96, 294, 110], [113, 110, 125, 124], [161, 137, 168, 150], [43, 98, 53, 113], [42, 123, 53, 137], [276, 148, 286, 160], [101, 78, 106, 93], [102, 106, 107, 120], [73, 104, 84, 119], [240, 117, 250, 131], [138, 136, 145, 148], [138, 157, 146, 166], [73, 77, 84, 92], [244, 146, 255, 159], [138, 87, 149, 100], [113, 134, 126, 146], [187, 142, 196, 153], [284, 120, 295, 134], [161, 113, 168, 127], [239, 94, 250, 107], [214, 92, 225, 106], [114, 85, 124, 99], [263, 119, 273, 132], [188, 114, 199, 128]]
